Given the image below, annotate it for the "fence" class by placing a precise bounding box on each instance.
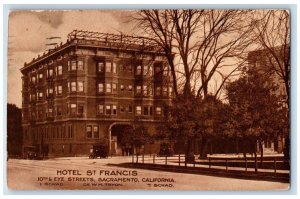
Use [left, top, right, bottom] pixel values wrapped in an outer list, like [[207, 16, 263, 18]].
[[130, 154, 288, 175]]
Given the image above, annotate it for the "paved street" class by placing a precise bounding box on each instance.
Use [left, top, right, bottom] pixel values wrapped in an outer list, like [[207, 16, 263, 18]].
[[7, 157, 289, 191]]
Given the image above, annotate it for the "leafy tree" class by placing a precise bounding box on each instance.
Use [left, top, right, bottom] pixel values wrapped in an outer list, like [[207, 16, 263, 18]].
[[7, 103, 23, 156], [251, 10, 290, 110], [225, 69, 288, 165], [118, 125, 153, 159], [158, 94, 229, 159]]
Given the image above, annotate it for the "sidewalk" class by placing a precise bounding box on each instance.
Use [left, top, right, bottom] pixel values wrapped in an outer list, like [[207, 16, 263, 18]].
[[121, 154, 289, 183]]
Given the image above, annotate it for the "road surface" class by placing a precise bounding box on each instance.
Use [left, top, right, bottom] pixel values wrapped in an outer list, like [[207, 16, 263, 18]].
[[6, 157, 289, 191]]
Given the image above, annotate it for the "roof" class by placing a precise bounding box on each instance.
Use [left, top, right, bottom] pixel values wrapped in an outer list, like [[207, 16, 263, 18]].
[[21, 30, 165, 72]]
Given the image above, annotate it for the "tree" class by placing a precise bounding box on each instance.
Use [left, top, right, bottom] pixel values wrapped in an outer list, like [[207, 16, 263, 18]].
[[225, 69, 288, 165], [134, 10, 253, 99], [250, 10, 290, 159], [158, 94, 229, 159], [251, 10, 290, 110], [7, 103, 23, 157], [118, 125, 153, 160], [134, 9, 254, 159]]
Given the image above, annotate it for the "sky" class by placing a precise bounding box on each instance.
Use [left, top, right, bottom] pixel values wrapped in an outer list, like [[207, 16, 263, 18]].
[[7, 10, 254, 108], [7, 10, 136, 108]]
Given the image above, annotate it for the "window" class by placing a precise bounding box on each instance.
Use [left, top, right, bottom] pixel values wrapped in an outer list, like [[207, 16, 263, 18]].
[[31, 76, 36, 83], [71, 61, 77, 70], [78, 81, 84, 92], [136, 65, 142, 75], [48, 107, 53, 116], [112, 62, 117, 73], [48, 69, 53, 77], [98, 83, 104, 93], [71, 82, 77, 92], [98, 62, 104, 72], [57, 105, 62, 116], [38, 92, 43, 100], [155, 86, 161, 96], [47, 88, 53, 96], [149, 86, 153, 96], [143, 106, 153, 116], [144, 106, 149, 115], [93, 126, 99, 138], [128, 106, 133, 113], [143, 65, 148, 75], [136, 85, 142, 94], [148, 65, 153, 75], [70, 104, 77, 114], [106, 105, 111, 115], [136, 106, 142, 115], [128, 85, 133, 91], [120, 106, 125, 113], [155, 66, 161, 73], [49, 88, 53, 94], [112, 105, 117, 115], [120, 85, 125, 91], [163, 87, 168, 96], [57, 85, 62, 95], [112, 83, 117, 92], [86, 125, 92, 138], [77, 60, 84, 70], [38, 109, 43, 119], [31, 94, 36, 101], [128, 65, 133, 72], [106, 83, 112, 93], [38, 73, 43, 80], [156, 107, 162, 115], [143, 85, 148, 95], [106, 62, 112, 72], [78, 104, 84, 115], [97, 104, 104, 114], [57, 65, 62, 75]]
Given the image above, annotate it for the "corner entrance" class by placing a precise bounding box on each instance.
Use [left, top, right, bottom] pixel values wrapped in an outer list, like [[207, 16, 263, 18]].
[[110, 123, 133, 156]]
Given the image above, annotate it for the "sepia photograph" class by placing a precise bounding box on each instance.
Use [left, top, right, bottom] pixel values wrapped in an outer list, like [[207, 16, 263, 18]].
[[6, 8, 291, 191]]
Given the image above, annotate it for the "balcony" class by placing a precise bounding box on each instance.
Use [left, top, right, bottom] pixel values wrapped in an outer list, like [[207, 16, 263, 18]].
[[46, 116, 55, 122]]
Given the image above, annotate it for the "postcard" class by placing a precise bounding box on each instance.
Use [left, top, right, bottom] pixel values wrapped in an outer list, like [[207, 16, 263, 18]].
[[6, 9, 290, 190]]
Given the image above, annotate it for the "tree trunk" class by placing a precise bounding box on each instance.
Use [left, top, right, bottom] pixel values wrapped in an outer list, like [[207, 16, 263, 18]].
[[259, 140, 264, 167], [254, 152, 258, 172], [135, 146, 139, 163], [236, 138, 239, 155], [199, 138, 208, 159], [185, 139, 191, 156]]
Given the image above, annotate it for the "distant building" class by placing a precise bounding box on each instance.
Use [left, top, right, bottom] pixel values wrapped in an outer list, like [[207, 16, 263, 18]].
[[21, 30, 172, 157], [247, 45, 290, 153], [7, 104, 23, 157]]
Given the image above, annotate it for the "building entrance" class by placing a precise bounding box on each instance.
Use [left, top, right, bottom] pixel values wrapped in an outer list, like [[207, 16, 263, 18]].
[[110, 124, 133, 156]]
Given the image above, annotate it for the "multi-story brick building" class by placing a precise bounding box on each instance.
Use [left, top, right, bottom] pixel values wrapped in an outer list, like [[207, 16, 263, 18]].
[[21, 30, 172, 157]]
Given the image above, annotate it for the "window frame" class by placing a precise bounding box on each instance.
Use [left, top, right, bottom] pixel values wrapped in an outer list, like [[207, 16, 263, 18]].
[[98, 62, 105, 72], [57, 65, 63, 75], [77, 81, 84, 92], [136, 106, 142, 115], [136, 65, 142, 75], [98, 83, 104, 93], [97, 104, 104, 114]]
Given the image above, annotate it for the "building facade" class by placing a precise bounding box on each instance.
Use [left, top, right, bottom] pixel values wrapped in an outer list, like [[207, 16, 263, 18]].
[[21, 30, 172, 157]]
